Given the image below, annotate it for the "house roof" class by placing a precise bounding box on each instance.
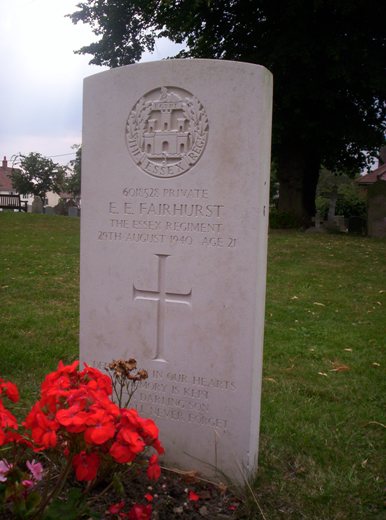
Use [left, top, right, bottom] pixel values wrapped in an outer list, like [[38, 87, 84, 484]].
[[0, 156, 14, 192], [356, 163, 386, 185]]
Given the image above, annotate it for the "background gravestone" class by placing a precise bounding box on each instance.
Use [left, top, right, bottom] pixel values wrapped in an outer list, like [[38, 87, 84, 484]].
[[68, 207, 80, 217], [80, 59, 272, 482], [367, 180, 386, 238], [31, 196, 43, 214]]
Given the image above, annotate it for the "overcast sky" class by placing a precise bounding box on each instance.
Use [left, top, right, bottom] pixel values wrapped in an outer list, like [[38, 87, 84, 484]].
[[0, 0, 184, 166]]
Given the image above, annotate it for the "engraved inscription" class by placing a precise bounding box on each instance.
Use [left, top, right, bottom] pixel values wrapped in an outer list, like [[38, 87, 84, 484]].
[[133, 254, 192, 362], [90, 361, 235, 432], [97, 185, 239, 249], [126, 87, 209, 178]]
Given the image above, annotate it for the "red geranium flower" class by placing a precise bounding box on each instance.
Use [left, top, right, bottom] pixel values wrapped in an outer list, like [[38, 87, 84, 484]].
[[80, 364, 113, 396], [73, 450, 100, 481], [0, 380, 19, 403], [128, 503, 152, 520], [137, 417, 159, 443], [41, 360, 79, 394], [147, 454, 161, 481], [5, 381, 20, 402], [118, 427, 146, 454], [0, 400, 20, 446], [84, 410, 116, 445], [4, 430, 32, 447], [188, 490, 200, 501], [107, 500, 126, 514], [0, 401, 18, 430], [152, 438, 165, 455], [56, 404, 89, 433], [24, 403, 58, 448], [109, 440, 137, 464]]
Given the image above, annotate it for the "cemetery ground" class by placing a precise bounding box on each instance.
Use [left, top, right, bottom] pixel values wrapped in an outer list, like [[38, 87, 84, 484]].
[[0, 212, 384, 520]]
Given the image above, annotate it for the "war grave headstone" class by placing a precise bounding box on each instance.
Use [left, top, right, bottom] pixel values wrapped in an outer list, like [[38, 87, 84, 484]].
[[80, 59, 272, 483]]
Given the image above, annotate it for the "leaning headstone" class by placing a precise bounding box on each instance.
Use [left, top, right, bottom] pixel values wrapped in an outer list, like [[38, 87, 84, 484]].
[[80, 59, 272, 483]]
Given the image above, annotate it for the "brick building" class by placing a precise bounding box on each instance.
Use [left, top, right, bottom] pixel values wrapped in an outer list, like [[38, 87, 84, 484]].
[[0, 156, 16, 194]]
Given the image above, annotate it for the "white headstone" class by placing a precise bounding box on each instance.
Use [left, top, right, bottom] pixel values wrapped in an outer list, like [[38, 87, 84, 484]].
[[80, 59, 272, 483]]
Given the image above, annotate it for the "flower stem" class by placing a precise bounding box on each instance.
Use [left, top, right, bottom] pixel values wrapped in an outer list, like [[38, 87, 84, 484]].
[[31, 454, 74, 520]]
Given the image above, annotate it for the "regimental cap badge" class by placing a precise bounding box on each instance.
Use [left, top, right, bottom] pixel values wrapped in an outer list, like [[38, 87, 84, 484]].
[[126, 86, 209, 178]]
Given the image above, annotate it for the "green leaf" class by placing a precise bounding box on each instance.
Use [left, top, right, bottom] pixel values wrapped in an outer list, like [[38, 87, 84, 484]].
[[112, 472, 125, 497], [25, 490, 41, 516], [42, 487, 100, 520]]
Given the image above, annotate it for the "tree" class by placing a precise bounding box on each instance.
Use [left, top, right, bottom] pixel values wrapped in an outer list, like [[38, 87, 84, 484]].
[[69, 0, 386, 225], [11, 153, 66, 206], [65, 145, 82, 205]]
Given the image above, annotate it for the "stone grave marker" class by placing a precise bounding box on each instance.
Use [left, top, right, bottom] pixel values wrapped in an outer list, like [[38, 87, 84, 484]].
[[31, 197, 43, 214], [68, 206, 80, 217], [334, 215, 347, 232], [80, 59, 272, 483], [367, 180, 386, 238], [308, 211, 326, 233]]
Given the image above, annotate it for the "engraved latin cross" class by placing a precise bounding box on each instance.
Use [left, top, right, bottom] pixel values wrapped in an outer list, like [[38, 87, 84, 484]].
[[133, 254, 192, 362]]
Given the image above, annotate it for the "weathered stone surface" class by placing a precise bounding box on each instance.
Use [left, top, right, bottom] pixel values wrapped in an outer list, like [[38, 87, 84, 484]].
[[367, 181, 386, 238], [80, 59, 272, 483]]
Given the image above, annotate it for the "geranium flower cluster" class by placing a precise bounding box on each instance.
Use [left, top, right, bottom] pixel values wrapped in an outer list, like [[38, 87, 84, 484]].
[[0, 377, 20, 445], [21, 360, 164, 481], [107, 500, 152, 519], [0, 361, 165, 518]]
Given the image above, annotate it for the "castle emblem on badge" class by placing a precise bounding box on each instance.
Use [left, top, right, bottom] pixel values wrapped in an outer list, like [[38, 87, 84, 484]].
[[126, 87, 209, 178]]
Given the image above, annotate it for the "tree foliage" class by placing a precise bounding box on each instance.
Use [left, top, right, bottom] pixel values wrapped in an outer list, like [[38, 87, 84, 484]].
[[11, 153, 66, 204], [65, 145, 82, 203], [69, 0, 386, 224], [316, 169, 367, 219]]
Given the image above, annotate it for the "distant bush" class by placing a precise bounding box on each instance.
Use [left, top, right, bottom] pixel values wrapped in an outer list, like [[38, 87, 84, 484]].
[[335, 183, 367, 218], [316, 169, 367, 220]]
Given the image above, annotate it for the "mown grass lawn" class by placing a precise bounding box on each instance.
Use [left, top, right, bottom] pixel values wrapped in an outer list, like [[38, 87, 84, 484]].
[[0, 213, 385, 519]]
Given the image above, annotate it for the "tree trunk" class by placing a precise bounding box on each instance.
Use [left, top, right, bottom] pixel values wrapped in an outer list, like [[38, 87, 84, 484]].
[[276, 145, 321, 227]]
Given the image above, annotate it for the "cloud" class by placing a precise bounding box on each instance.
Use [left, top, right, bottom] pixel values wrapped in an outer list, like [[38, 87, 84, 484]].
[[0, 0, 106, 162], [0, 0, 185, 164]]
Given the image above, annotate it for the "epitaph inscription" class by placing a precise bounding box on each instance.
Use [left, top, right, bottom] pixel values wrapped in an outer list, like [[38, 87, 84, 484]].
[[91, 361, 234, 429], [126, 87, 209, 178]]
